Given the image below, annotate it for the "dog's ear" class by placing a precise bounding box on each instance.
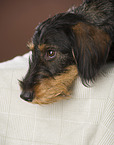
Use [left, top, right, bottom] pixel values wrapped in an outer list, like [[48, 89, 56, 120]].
[[72, 22, 111, 83]]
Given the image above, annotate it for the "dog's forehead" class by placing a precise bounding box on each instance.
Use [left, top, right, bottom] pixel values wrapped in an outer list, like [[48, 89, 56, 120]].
[[38, 29, 67, 44], [33, 28, 72, 53]]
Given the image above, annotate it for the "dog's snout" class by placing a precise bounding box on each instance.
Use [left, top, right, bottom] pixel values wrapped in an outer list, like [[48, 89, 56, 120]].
[[20, 91, 34, 102]]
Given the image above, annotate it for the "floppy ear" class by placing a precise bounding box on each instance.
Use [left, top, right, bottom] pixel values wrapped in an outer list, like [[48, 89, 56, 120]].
[[72, 22, 111, 83]]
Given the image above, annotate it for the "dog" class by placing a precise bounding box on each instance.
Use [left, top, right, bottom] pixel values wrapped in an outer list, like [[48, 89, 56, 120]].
[[20, 0, 114, 104]]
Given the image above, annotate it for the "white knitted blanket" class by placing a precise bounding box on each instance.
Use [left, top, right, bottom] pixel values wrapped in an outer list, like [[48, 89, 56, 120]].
[[0, 53, 114, 145]]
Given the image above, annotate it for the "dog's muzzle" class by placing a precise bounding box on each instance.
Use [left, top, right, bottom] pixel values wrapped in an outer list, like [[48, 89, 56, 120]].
[[20, 91, 34, 102]]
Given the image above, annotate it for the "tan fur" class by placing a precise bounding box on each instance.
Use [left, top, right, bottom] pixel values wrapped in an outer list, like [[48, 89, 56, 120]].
[[38, 44, 46, 51], [27, 42, 34, 50], [72, 22, 111, 57], [32, 65, 78, 104]]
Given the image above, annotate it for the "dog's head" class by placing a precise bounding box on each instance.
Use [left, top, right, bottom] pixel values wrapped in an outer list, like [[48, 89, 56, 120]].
[[20, 12, 111, 104]]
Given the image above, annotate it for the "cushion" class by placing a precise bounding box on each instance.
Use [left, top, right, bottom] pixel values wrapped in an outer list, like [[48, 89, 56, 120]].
[[0, 53, 114, 145]]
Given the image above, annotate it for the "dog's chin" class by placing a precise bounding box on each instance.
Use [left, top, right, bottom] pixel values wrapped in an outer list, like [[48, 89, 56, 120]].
[[32, 65, 78, 104], [32, 93, 70, 104]]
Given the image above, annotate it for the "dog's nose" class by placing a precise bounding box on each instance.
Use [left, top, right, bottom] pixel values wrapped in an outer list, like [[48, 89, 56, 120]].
[[20, 91, 34, 102]]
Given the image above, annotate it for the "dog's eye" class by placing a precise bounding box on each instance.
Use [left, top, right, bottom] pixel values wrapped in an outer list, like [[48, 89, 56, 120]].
[[47, 50, 55, 57], [45, 50, 56, 60]]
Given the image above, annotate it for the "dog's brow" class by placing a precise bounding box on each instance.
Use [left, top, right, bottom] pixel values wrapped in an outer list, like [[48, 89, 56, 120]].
[[38, 44, 46, 51], [38, 44, 58, 51]]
